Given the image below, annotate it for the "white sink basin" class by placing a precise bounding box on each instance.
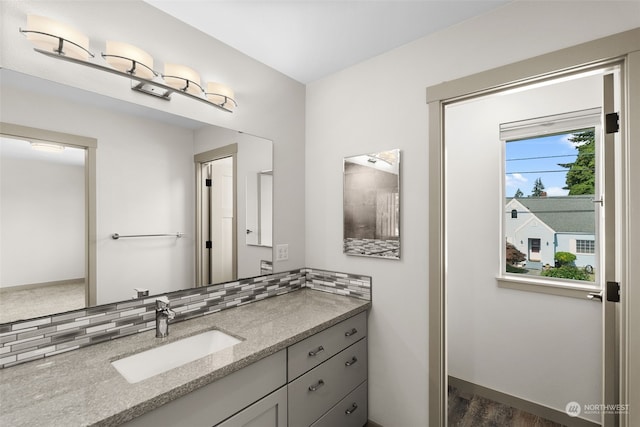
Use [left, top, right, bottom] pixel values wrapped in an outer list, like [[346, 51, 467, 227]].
[[112, 330, 242, 383]]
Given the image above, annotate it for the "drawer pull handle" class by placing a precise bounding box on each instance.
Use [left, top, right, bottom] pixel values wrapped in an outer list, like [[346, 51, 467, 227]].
[[345, 356, 358, 367], [308, 379, 325, 392], [308, 345, 325, 357], [345, 402, 358, 415], [345, 328, 358, 337]]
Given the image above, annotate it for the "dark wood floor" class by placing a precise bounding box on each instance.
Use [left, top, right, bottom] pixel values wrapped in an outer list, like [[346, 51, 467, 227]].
[[448, 385, 565, 426]]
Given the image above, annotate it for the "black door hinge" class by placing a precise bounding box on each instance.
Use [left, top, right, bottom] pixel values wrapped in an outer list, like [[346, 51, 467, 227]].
[[205, 179, 212, 187], [205, 241, 212, 249], [606, 281, 620, 303], [605, 112, 619, 134]]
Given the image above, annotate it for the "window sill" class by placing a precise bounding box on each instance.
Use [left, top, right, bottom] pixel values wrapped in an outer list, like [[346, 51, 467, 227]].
[[496, 275, 601, 300]]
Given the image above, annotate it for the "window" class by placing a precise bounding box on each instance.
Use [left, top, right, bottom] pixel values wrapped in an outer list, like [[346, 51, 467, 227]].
[[576, 239, 595, 254], [501, 108, 601, 284]]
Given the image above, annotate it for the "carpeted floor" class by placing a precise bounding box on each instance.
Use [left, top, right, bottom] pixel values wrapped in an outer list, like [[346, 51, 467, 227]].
[[0, 281, 85, 323]]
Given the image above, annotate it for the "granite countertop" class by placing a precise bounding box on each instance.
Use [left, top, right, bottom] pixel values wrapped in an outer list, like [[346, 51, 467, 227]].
[[0, 289, 370, 427]]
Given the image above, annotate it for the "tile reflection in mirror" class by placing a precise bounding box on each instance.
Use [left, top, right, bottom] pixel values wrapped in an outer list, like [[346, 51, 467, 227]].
[[343, 149, 400, 259]]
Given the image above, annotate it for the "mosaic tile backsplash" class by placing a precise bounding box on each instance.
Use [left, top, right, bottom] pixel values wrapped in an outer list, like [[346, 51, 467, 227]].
[[0, 268, 370, 369], [305, 268, 372, 300]]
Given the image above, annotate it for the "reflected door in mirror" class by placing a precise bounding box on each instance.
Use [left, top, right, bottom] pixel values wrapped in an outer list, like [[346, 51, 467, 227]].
[[199, 156, 236, 286]]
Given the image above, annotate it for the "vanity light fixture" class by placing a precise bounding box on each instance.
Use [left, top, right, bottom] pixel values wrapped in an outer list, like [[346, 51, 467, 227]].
[[103, 41, 156, 80], [163, 63, 203, 96], [22, 15, 92, 61], [30, 141, 65, 153], [206, 82, 237, 111], [367, 155, 392, 166], [19, 15, 237, 113]]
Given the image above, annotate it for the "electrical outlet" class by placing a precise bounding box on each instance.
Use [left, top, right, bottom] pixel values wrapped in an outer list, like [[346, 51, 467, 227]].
[[276, 244, 289, 261]]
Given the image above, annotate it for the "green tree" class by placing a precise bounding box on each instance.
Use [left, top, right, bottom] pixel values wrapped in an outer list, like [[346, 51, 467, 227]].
[[531, 177, 545, 197], [558, 130, 595, 195], [514, 188, 524, 198]]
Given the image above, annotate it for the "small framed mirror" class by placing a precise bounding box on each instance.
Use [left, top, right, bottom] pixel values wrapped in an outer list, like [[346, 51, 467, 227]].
[[343, 149, 400, 259]]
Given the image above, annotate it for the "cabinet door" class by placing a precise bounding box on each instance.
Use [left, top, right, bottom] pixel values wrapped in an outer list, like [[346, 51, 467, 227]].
[[217, 386, 287, 427]]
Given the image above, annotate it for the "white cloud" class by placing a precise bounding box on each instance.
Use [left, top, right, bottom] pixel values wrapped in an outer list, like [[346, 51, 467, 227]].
[[505, 173, 528, 188], [560, 134, 574, 148]]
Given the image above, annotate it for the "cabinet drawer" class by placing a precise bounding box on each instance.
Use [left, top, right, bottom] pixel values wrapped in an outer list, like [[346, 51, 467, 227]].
[[288, 311, 366, 381], [288, 338, 367, 427], [310, 380, 367, 427]]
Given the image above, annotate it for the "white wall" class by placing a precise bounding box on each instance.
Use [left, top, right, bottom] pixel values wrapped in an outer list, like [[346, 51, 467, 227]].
[[306, 2, 640, 425], [1, 139, 85, 287], [1, 83, 195, 304], [0, 0, 305, 276], [446, 74, 602, 421]]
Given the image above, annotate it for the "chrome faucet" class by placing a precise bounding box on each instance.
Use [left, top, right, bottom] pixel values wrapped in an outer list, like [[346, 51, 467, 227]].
[[155, 296, 175, 338]]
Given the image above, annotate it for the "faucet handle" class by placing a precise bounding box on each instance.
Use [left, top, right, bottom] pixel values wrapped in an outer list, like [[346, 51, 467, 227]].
[[156, 296, 170, 309]]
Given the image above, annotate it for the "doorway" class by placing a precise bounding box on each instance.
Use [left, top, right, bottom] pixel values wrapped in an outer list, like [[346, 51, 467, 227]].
[[0, 123, 97, 320], [427, 30, 640, 427], [195, 144, 237, 287], [444, 69, 615, 425], [528, 238, 541, 263]]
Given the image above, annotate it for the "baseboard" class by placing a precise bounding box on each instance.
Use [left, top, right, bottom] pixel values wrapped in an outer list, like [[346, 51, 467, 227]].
[[366, 420, 384, 427], [449, 376, 600, 427], [0, 278, 85, 292]]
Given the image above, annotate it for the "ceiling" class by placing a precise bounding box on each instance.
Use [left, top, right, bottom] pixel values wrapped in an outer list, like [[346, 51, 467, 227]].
[[145, 0, 510, 84]]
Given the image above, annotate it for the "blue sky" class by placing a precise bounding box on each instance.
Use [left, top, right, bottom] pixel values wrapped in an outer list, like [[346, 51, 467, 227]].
[[505, 133, 580, 197]]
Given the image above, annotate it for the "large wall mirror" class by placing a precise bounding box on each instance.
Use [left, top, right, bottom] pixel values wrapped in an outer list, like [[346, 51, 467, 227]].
[[343, 149, 400, 259], [0, 69, 274, 323]]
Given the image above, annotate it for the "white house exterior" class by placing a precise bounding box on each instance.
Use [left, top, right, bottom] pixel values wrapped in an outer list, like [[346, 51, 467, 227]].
[[505, 196, 596, 269]]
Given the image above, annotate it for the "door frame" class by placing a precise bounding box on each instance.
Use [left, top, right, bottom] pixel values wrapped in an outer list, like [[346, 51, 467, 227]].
[[427, 28, 640, 426], [194, 144, 238, 287], [0, 122, 97, 306]]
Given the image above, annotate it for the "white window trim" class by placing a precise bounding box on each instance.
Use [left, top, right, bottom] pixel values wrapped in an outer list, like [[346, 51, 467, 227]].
[[499, 108, 603, 298], [499, 107, 601, 141], [497, 275, 601, 299]]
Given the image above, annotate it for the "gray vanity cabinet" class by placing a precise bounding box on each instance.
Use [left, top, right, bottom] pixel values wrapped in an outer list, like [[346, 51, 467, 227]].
[[287, 311, 368, 427], [122, 311, 367, 427]]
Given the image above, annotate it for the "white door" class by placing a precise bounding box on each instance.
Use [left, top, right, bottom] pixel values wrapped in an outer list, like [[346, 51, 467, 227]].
[[200, 156, 236, 285], [210, 156, 234, 284]]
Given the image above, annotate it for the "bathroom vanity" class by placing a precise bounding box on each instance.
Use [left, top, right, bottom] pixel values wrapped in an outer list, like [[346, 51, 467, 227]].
[[124, 311, 367, 427], [0, 289, 370, 426]]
